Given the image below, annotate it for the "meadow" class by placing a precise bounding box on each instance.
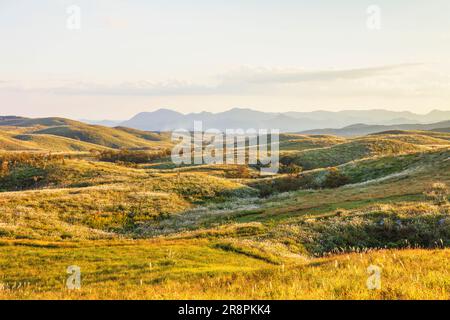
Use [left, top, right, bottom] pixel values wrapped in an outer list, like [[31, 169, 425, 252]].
[[0, 118, 449, 300]]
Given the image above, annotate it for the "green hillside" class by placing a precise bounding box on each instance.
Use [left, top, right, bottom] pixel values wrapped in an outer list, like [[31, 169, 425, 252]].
[[250, 147, 450, 195], [281, 137, 428, 170], [0, 118, 450, 300], [0, 116, 78, 127], [0, 130, 109, 152], [114, 126, 170, 142], [278, 134, 346, 151], [0, 117, 173, 151], [33, 124, 171, 149], [431, 128, 450, 133]]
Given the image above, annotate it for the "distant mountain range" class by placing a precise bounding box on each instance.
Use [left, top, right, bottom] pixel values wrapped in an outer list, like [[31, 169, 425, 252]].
[[300, 120, 450, 136], [3, 108, 450, 136], [117, 108, 450, 133]]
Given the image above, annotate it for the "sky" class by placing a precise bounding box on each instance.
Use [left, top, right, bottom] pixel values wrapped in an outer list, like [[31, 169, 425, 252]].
[[1, 0, 450, 120]]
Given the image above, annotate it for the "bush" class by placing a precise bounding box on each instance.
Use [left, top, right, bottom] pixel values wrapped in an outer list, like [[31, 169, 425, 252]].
[[424, 182, 448, 205], [279, 163, 302, 176], [323, 168, 350, 188], [0, 153, 65, 191], [279, 154, 295, 166], [293, 203, 450, 256], [95, 149, 171, 164], [0, 161, 9, 177], [258, 183, 276, 198], [0, 153, 64, 171], [226, 165, 252, 179]]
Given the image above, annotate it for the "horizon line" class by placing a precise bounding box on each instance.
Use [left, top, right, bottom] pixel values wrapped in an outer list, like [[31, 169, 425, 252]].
[[3, 106, 449, 122]]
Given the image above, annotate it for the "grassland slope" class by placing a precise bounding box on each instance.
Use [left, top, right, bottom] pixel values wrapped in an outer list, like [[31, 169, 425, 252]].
[[0, 130, 110, 152], [33, 124, 171, 149], [282, 137, 429, 170]]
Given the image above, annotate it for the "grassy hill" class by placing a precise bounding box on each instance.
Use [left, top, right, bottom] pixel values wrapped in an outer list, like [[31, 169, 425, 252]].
[[371, 132, 450, 146], [431, 127, 450, 133], [1, 118, 450, 300], [0, 130, 110, 152], [114, 126, 171, 142], [0, 116, 78, 127], [281, 137, 428, 170], [33, 124, 171, 150], [0, 241, 449, 299], [0, 157, 257, 238], [0, 117, 173, 151], [278, 134, 346, 152], [0, 131, 34, 150], [250, 147, 450, 196]]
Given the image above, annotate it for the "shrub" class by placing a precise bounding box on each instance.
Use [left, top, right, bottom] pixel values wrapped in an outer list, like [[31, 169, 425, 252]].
[[0, 161, 8, 177], [323, 168, 350, 188], [279, 154, 295, 166], [251, 173, 317, 197], [0, 153, 65, 191], [291, 203, 450, 256], [279, 163, 302, 176], [226, 165, 252, 179], [424, 182, 448, 205], [96, 149, 171, 164], [258, 183, 276, 198]]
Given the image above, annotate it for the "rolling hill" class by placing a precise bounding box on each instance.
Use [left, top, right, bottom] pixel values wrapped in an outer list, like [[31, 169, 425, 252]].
[[431, 127, 450, 133], [278, 134, 346, 151], [0, 116, 79, 127], [0, 117, 173, 151], [280, 137, 429, 170], [33, 125, 169, 150], [1, 114, 450, 300], [0, 130, 110, 152], [368, 131, 450, 145]]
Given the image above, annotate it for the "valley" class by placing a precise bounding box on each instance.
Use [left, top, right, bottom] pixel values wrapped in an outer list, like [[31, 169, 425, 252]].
[[0, 117, 449, 299]]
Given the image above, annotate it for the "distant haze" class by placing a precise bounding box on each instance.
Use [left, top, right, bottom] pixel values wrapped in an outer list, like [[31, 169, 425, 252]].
[[117, 108, 450, 133], [1, 1, 450, 118]]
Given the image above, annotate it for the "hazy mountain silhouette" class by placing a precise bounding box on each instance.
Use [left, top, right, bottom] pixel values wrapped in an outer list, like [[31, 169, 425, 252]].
[[120, 108, 450, 132], [300, 120, 450, 136]]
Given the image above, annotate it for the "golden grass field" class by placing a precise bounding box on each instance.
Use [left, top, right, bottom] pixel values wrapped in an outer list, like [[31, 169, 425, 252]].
[[1, 240, 449, 299], [1, 119, 450, 300]]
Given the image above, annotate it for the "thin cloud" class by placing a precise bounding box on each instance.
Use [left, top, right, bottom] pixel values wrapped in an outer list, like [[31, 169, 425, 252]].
[[2, 63, 424, 96], [51, 81, 226, 96], [220, 64, 423, 85]]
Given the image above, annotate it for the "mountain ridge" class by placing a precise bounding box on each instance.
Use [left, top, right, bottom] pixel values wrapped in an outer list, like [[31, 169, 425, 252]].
[[119, 108, 450, 132], [3, 108, 450, 136], [300, 120, 450, 136]]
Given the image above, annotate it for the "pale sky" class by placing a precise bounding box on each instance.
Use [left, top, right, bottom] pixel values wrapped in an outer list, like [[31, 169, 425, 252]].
[[1, 0, 450, 119]]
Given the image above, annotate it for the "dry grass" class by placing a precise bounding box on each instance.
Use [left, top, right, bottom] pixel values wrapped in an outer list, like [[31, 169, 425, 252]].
[[1, 124, 450, 300], [0, 240, 448, 299]]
